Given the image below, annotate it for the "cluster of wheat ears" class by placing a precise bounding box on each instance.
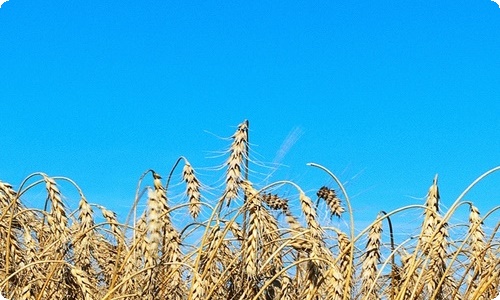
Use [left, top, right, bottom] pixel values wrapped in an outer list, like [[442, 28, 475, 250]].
[[1, 120, 499, 300]]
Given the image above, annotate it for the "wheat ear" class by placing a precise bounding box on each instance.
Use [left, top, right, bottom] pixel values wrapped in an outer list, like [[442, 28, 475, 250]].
[[182, 159, 202, 219], [317, 186, 345, 218], [222, 120, 248, 206], [361, 215, 383, 299]]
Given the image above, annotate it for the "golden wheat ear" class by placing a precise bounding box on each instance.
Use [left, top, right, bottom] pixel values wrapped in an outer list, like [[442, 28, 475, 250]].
[[316, 186, 345, 218], [43, 175, 70, 245], [182, 159, 202, 219], [360, 214, 383, 299], [222, 120, 249, 207]]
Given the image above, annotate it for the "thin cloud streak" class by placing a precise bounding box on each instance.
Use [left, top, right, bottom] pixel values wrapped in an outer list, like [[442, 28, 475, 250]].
[[272, 126, 304, 165]]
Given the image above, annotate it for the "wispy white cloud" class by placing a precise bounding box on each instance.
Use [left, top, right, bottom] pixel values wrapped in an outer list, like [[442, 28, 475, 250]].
[[0, 0, 9, 8], [259, 126, 303, 181], [272, 126, 304, 165]]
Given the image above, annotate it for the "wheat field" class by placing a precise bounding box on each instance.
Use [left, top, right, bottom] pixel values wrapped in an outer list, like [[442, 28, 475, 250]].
[[1, 120, 499, 300]]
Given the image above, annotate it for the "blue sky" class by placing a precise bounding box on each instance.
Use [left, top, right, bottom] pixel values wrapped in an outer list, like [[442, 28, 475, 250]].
[[1, 1, 499, 228]]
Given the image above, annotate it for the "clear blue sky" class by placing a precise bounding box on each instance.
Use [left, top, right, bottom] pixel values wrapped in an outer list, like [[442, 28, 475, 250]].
[[1, 1, 499, 227]]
